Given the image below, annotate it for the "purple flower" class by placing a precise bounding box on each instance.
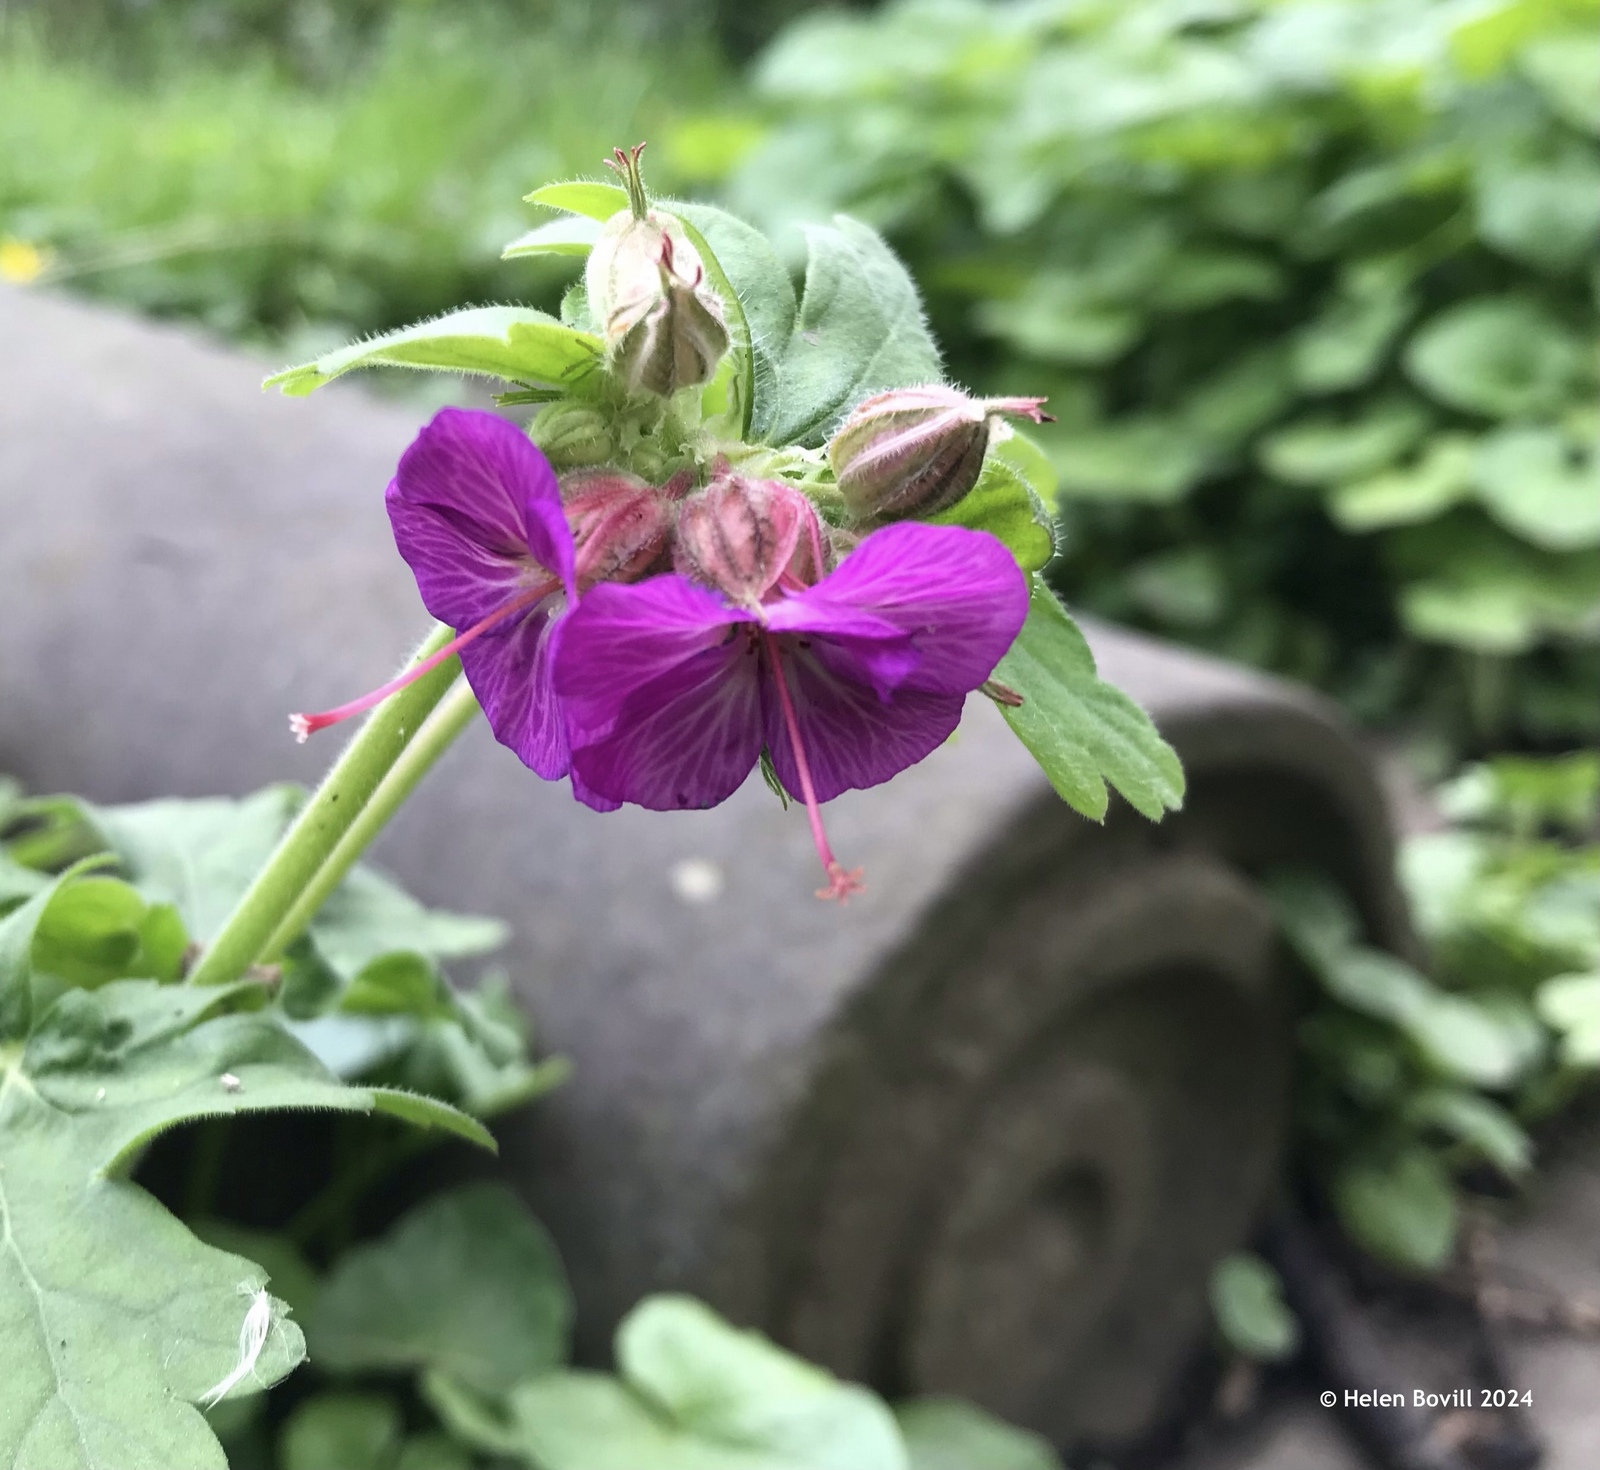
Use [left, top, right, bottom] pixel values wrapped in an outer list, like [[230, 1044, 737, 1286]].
[[552, 521, 1029, 899], [291, 408, 582, 783]]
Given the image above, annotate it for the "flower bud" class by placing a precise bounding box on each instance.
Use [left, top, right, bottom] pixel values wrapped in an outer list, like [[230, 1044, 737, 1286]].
[[586, 144, 729, 399], [531, 401, 615, 470], [674, 470, 826, 606], [827, 386, 1049, 521], [563, 470, 673, 586]]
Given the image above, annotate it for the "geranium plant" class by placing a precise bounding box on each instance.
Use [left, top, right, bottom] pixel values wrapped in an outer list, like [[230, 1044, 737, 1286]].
[[0, 147, 1180, 1468]]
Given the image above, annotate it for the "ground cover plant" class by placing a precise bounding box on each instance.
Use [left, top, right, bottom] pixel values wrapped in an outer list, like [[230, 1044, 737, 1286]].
[[696, 0, 1600, 750], [0, 145, 1180, 1468]]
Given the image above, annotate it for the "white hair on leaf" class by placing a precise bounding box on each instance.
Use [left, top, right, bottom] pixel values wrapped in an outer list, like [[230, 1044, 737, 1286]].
[[200, 1286, 274, 1409]]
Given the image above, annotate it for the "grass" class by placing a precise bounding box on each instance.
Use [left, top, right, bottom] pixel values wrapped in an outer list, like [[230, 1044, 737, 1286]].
[[0, 5, 729, 355]]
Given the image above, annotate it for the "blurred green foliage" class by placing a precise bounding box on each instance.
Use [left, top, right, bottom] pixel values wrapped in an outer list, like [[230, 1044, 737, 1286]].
[[690, 0, 1600, 749], [0, 1, 727, 358], [1276, 752, 1600, 1272]]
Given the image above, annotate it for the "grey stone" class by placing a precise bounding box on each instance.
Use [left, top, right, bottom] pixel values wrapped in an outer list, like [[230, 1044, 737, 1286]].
[[0, 286, 1409, 1451]]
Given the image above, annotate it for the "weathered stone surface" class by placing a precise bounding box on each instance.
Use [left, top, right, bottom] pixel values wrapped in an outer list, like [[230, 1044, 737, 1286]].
[[0, 286, 1409, 1451]]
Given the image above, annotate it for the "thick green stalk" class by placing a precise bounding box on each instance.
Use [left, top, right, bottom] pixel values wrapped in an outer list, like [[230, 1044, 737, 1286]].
[[258, 675, 482, 963], [188, 623, 459, 987]]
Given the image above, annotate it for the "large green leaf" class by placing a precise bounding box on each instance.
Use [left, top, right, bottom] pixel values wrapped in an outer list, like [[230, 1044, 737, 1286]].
[[265, 307, 602, 397], [1520, 33, 1600, 134], [1404, 297, 1585, 419], [311, 1183, 570, 1397], [894, 1399, 1061, 1470], [1472, 425, 1600, 551], [762, 217, 943, 447], [993, 579, 1185, 822]]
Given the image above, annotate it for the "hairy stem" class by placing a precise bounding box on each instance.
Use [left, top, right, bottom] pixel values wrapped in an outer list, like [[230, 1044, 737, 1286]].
[[259, 676, 482, 963], [188, 623, 460, 988]]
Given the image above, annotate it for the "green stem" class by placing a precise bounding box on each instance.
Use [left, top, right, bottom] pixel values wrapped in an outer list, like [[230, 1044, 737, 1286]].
[[258, 676, 482, 963], [187, 623, 460, 988]]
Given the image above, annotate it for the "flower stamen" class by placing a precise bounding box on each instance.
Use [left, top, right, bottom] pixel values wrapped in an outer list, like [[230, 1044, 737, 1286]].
[[289, 579, 558, 742], [761, 631, 864, 903]]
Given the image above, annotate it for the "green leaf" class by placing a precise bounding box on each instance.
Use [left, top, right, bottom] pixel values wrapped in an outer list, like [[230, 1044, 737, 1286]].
[[265, 306, 602, 397], [1259, 399, 1430, 486], [366, 1088, 496, 1149], [929, 432, 1056, 572], [502, 214, 605, 258], [1125, 548, 1228, 630], [1328, 434, 1476, 531], [279, 1393, 402, 1470], [1405, 297, 1585, 419], [308, 864, 509, 982], [311, 1182, 569, 1397], [993, 578, 1185, 822], [1477, 158, 1600, 274], [1208, 1253, 1301, 1363], [1472, 425, 1600, 551], [1537, 971, 1600, 1064], [457, 1295, 907, 1470], [1049, 417, 1211, 504], [187, 1221, 320, 1324], [763, 216, 943, 447], [1180, 347, 1295, 451], [666, 201, 798, 439], [1292, 278, 1412, 393], [1405, 1088, 1532, 1175], [1520, 33, 1600, 134], [525, 180, 630, 220], [30, 876, 152, 992], [895, 1398, 1062, 1470], [974, 275, 1142, 366], [1334, 1150, 1457, 1273]]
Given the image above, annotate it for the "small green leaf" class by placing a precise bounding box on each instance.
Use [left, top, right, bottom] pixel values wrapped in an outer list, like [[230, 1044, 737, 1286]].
[[1537, 971, 1600, 1064], [265, 306, 602, 397], [525, 180, 630, 220], [1405, 1088, 1532, 1175], [1293, 278, 1412, 393], [993, 578, 1185, 822], [895, 1398, 1062, 1470], [1405, 297, 1585, 419], [367, 1088, 497, 1150], [974, 275, 1142, 366], [503, 214, 605, 258], [1209, 1253, 1301, 1363], [1328, 434, 1476, 530], [763, 216, 943, 447], [1259, 399, 1430, 486], [1334, 1150, 1458, 1273], [1477, 158, 1600, 274], [311, 1182, 568, 1396], [280, 1393, 402, 1470], [1520, 33, 1600, 134], [1050, 417, 1211, 504]]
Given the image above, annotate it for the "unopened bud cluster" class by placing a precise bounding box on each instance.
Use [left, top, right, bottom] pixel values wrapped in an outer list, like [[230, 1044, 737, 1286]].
[[826, 386, 1049, 521]]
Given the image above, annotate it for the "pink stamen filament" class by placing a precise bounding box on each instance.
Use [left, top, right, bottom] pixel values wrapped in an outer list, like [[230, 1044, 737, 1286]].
[[289, 580, 557, 742], [761, 630, 864, 903]]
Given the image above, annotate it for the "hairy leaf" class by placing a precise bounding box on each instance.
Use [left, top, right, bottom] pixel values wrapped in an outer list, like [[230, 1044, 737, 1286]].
[[993, 579, 1185, 822], [265, 306, 602, 397]]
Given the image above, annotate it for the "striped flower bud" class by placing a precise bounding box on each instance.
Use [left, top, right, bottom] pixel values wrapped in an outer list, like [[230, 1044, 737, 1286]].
[[674, 470, 827, 607], [563, 469, 677, 586], [586, 144, 729, 399], [531, 401, 615, 470], [827, 385, 1049, 521]]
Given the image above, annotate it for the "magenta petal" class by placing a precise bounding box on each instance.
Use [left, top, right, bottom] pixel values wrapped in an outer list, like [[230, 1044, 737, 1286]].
[[555, 577, 764, 811], [457, 599, 569, 781], [770, 522, 1028, 694], [386, 408, 576, 630], [764, 639, 967, 803]]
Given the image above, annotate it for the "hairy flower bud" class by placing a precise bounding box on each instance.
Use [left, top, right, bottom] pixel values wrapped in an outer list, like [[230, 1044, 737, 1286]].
[[531, 401, 615, 470], [563, 469, 675, 586], [586, 144, 729, 399], [827, 386, 1049, 521], [674, 470, 827, 606]]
